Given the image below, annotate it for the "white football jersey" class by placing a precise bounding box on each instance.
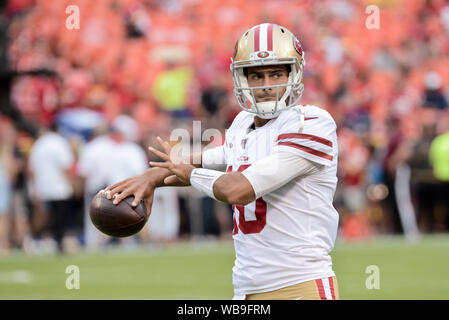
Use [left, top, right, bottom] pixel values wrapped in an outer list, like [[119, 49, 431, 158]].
[[202, 105, 339, 297]]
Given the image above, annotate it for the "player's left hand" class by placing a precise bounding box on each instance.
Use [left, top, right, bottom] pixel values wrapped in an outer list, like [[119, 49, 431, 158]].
[[148, 136, 194, 185]]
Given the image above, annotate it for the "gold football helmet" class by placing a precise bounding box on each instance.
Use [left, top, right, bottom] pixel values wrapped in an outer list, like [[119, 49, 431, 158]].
[[231, 23, 306, 119]]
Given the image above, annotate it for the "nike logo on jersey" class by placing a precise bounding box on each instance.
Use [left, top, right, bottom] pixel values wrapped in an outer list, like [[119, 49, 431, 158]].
[[304, 117, 318, 120]]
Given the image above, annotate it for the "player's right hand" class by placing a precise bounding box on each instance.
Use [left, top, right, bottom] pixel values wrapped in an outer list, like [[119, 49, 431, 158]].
[[103, 170, 156, 215]]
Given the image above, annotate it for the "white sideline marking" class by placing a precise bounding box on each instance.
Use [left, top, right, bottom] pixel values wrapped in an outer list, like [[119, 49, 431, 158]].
[[0, 270, 33, 284]]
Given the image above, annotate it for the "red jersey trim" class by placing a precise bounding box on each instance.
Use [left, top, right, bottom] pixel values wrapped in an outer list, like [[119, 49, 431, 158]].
[[277, 133, 333, 147], [277, 141, 333, 161]]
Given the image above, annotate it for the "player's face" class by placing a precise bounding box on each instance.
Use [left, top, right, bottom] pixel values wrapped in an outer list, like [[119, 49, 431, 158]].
[[246, 65, 289, 103]]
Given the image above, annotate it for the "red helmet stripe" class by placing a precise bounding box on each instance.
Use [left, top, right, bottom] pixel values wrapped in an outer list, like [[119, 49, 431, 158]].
[[254, 26, 260, 51], [267, 23, 273, 51]]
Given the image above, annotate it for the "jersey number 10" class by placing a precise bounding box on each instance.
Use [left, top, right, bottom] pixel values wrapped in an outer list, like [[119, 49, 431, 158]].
[[228, 165, 267, 235]]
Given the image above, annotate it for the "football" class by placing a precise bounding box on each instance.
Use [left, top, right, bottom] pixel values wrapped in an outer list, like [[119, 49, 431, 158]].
[[89, 191, 148, 238]]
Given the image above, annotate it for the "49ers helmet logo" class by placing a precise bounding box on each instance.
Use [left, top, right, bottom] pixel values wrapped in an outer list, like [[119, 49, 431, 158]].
[[257, 51, 269, 58], [294, 37, 303, 55]]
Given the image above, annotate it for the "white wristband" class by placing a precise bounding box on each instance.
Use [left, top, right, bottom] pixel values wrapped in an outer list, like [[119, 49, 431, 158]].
[[190, 168, 225, 200]]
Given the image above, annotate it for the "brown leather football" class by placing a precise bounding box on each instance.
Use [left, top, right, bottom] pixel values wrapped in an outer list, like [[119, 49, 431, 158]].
[[89, 191, 148, 238]]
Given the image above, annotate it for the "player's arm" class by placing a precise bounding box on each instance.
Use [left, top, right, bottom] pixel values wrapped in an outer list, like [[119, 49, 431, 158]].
[[191, 150, 321, 205], [150, 137, 322, 206], [105, 137, 203, 207], [105, 163, 201, 204], [205, 170, 256, 205]]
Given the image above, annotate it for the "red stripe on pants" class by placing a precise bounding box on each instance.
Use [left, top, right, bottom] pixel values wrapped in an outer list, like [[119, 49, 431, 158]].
[[315, 279, 326, 300], [329, 277, 336, 300]]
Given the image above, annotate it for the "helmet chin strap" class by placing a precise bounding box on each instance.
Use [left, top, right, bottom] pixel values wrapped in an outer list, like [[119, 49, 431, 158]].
[[254, 100, 286, 119]]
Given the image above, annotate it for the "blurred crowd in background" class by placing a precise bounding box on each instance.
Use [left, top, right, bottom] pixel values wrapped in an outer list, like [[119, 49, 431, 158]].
[[0, 0, 449, 255]]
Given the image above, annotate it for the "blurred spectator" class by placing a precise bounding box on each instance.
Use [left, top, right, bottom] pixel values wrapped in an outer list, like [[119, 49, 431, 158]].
[[0, 162, 11, 254], [381, 117, 411, 234], [77, 122, 115, 250], [151, 58, 195, 119], [0, 120, 14, 254], [4, 121, 31, 252], [408, 118, 440, 232], [429, 130, 449, 182], [200, 73, 229, 121], [147, 186, 180, 243], [423, 71, 448, 110], [429, 128, 449, 231], [78, 114, 148, 249], [123, 1, 152, 39], [338, 129, 370, 216], [28, 122, 75, 253], [109, 114, 148, 183], [336, 128, 375, 239]]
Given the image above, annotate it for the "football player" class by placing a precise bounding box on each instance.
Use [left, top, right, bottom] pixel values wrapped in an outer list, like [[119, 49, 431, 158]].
[[105, 23, 339, 300]]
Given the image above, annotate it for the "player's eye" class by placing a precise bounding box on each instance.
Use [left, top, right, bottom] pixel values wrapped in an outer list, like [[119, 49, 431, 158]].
[[248, 74, 261, 81]]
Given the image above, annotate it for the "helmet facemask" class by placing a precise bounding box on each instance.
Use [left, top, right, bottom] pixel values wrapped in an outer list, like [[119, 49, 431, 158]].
[[231, 54, 305, 119]]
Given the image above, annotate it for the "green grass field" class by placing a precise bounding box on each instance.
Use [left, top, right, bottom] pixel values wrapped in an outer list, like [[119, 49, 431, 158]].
[[1, 234, 449, 300]]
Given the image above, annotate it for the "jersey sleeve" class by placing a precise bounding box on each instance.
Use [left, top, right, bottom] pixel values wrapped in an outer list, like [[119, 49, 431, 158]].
[[275, 107, 337, 167], [202, 145, 227, 171], [241, 148, 321, 199]]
